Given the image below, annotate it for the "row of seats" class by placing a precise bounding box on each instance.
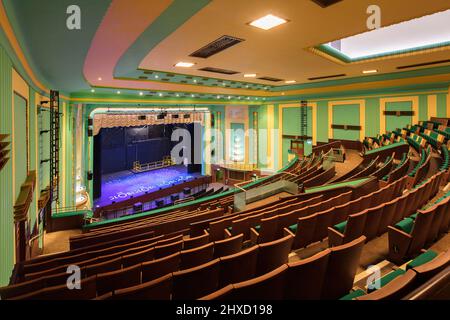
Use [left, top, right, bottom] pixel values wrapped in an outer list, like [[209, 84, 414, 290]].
[[342, 249, 450, 300], [286, 177, 406, 249], [329, 171, 442, 247], [5, 234, 295, 300], [389, 189, 450, 264], [1, 232, 246, 299], [200, 236, 366, 300]]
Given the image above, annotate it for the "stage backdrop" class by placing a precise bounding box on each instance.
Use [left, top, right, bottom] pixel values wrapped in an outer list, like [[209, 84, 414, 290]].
[[93, 123, 201, 199]]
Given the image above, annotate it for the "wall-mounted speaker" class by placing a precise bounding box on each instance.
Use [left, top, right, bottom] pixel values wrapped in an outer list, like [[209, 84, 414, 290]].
[[88, 128, 93, 136], [87, 171, 93, 181], [88, 118, 93, 126]]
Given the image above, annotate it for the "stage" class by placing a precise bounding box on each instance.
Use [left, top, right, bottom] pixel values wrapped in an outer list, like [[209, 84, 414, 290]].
[[94, 165, 203, 208]]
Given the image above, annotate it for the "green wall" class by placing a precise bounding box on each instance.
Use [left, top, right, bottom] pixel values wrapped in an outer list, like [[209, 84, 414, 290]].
[[365, 98, 380, 137], [0, 46, 14, 286], [333, 104, 360, 140], [385, 101, 412, 132]]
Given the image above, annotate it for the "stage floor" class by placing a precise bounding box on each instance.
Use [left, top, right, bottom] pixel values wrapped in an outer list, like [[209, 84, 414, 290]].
[[94, 165, 202, 208]]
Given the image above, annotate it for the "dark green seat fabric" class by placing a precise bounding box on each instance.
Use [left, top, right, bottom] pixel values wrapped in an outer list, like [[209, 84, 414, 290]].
[[395, 218, 414, 234], [339, 289, 366, 300], [367, 269, 406, 293], [254, 224, 261, 231], [333, 221, 347, 234], [406, 250, 438, 270], [409, 212, 418, 220], [288, 224, 297, 233]]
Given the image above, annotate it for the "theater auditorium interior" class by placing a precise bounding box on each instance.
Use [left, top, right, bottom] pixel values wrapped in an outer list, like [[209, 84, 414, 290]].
[[0, 0, 449, 302]]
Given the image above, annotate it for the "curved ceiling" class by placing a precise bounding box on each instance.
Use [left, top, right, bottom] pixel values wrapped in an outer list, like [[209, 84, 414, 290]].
[[3, 0, 450, 101]]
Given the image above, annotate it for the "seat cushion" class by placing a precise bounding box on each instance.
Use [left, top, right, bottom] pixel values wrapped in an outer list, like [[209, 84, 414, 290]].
[[339, 289, 366, 300], [406, 250, 438, 270], [333, 221, 347, 234], [409, 212, 418, 220], [395, 218, 414, 234], [377, 269, 406, 291], [254, 225, 261, 232]]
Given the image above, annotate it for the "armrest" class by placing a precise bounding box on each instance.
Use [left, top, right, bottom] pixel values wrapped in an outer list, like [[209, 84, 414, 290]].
[[250, 228, 259, 245], [283, 227, 295, 237], [387, 226, 412, 264], [224, 228, 232, 239], [327, 227, 344, 247]]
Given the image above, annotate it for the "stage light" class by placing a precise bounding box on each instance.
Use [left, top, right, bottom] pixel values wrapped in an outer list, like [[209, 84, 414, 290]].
[[285, 80, 296, 84], [249, 14, 288, 30], [363, 69, 378, 74], [244, 74, 257, 78]]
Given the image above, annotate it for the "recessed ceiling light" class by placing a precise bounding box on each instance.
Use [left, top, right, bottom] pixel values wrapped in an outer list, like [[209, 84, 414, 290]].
[[193, 79, 197, 83], [117, 91, 121, 94], [176, 94, 180, 97], [139, 92, 143, 96], [263, 98, 266, 100], [246, 85, 249, 88], [191, 94, 195, 97], [97, 77, 102, 81], [244, 74, 257, 78], [247, 97, 250, 100], [281, 92, 285, 96], [155, 75, 159, 79], [228, 96, 231, 99], [159, 93, 163, 97], [249, 14, 288, 31], [175, 62, 195, 68], [363, 69, 378, 74], [90, 89, 95, 93], [285, 80, 296, 84], [217, 95, 221, 99]]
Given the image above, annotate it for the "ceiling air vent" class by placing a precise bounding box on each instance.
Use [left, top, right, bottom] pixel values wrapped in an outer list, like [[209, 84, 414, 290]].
[[258, 77, 284, 82], [308, 74, 346, 81], [311, 0, 343, 8], [397, 59, 450, 70], [190, 35, 245, 58], [199, 67, 240, 75]]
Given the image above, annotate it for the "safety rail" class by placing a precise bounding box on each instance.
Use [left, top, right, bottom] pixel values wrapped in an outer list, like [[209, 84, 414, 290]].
[[133, 156, 174, 173]]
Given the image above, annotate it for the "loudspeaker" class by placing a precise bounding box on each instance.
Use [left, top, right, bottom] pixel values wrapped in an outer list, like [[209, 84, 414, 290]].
[[88, 128, 93, 136], [187, 164, 202, 173], [211, 113, 215, 127], [88, 118, 93, 126], [87, 171, 93, 181]]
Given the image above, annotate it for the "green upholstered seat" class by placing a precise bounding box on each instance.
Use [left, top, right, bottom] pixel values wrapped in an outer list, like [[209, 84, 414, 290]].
[[367, 269, 406, 293], [339, 289, 366, 300], [406, 250, 438, 270], [254, 224, 261, 231], [333, 221, 347, 234], [409, 212, 418, 220], [395, 218, 414, 234]]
